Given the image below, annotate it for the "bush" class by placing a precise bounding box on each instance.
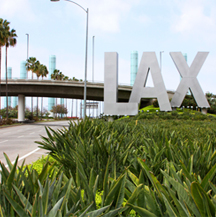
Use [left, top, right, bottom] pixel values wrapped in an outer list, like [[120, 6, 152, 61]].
[[0, 118, 14, 126], [2, 118, 216, 216]]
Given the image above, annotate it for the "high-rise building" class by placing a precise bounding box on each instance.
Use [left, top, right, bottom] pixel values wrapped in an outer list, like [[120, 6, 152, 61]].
[[4, 67, 12, 108], [20, 61, 27, 79], [130, 51, 138, 86], [48, 55, 56, 111]]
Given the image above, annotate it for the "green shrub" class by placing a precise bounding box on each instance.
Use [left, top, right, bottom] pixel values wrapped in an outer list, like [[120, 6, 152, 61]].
[[2, 118, 216, 216]]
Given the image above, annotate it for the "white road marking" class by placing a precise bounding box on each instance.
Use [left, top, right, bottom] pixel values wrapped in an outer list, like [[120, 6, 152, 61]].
[[4, 148, 40, 168], [18, 136, 24, 138], [30, 132, 35, 135], [0, 140, 8, 144]]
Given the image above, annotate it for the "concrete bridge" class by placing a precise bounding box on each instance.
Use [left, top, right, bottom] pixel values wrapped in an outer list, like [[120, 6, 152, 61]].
[[0, 79, 175, 121]]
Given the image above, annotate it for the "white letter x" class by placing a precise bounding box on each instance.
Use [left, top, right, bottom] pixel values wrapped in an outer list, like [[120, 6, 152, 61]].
[[170, 52, 210, 108]]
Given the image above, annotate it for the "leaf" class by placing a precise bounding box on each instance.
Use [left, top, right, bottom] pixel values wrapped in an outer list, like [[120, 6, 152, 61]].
[[7, 156, 19, 192], [38, 162, 49, 184], [102, 207, 128, 217], [209, 181, 216, 195], [3, 153, 15, 172], [3, 190, 29, 217], [60, 178, 72, 211], [124, 184, 143, 216], [168, 187, 190, 217], [47, 197, 64, 217], [160, 170, 201, 217], [102, 158, 110, 206], [127, 203, 157, 217], [42, 178, 49, 215], [104, 173, 126, 207], [201, 163, 216, 190], [78, 202, 94, 217], [82, 205, 110, 217], [191, 182, 215, 217], [128, 170, 139, 186], [162, 193, 178, 217], [179, 160, 194, 183], [12, 185, 32, 214]]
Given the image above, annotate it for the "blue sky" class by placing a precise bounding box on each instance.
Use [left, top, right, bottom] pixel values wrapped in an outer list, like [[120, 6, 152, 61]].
[[0, 0, 216, 112]]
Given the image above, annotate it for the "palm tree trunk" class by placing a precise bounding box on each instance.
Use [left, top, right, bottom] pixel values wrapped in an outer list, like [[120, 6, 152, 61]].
[[66, 99, 67, 117], [56, 98, 57, 118], [37, 77, 39, 117], [71, 99, 73, 117], [41, 97, 43, 119], [31, 71, 33, 113], [5, 46, 8, 121]]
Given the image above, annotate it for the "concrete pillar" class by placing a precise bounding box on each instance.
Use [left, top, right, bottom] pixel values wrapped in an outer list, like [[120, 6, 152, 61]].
[[201, 108, 207, 114], [18, 94, 25, 122]]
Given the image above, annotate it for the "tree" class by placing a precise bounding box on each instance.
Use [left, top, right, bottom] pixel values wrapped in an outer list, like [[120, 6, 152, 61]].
[[51, 69, 64, 81], [26, 57, 49, 117], [26, 57, 37, 75], [39, 64, 48, 119], [51, 104, 67, 118], [0, 19, 9, 115], [39, 64, 48, 80], [0, 19, 17, 120], [26, 57, 38, 113], [206, 92, 216, 114]]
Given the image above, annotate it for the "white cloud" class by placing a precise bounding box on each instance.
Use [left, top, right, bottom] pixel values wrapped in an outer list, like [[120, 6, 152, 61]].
[[0, 0, 36, 22], [171, 0, 216, 41], [81, 0, 140, 32], [137, 15, 151, 25]]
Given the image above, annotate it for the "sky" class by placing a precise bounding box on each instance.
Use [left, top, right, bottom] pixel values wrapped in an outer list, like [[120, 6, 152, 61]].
[[0, 0, 216, 114]]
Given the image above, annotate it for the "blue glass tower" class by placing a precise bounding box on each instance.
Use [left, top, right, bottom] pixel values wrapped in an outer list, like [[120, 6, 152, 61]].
[[130, 51, 138, 86], [48, 55, 56, 111], [4, 67, 12, 108]]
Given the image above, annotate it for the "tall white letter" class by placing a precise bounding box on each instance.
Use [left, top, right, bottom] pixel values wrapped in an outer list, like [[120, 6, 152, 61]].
[[104, 52, 138, 115], [170, 52, 210, 108], [129, 52, 171, 111]]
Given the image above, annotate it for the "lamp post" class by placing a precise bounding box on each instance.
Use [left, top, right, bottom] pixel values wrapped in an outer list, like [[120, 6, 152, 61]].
[[92, 36, 95, 82], [51, 0, 88, 119], [26, 34, 29, 60]]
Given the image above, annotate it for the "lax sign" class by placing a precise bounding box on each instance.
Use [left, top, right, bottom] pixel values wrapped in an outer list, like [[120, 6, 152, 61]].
[[104, 52, 210, 115]]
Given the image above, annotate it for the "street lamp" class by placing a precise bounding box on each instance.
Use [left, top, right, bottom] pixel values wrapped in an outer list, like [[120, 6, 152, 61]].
[[92, 36, 95, 82], [51, 0, 88, 119], [26, 34, 29, 61]]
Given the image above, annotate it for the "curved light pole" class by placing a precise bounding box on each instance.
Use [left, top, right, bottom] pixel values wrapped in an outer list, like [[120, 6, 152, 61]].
[[51, 0, 88, 119]]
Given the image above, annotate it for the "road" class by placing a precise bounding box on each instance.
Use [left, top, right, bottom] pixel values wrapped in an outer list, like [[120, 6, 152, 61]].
[[0, 120, 71, 167]]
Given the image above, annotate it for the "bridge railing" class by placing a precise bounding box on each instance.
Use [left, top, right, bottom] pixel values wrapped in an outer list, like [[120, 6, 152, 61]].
[[1, 77, 132, 87]]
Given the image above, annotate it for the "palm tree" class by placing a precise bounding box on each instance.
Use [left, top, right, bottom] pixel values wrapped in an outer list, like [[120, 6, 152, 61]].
[[0, 19, 9, 112], [51, 69, 64, 81], [26, 57, 37, 74], [51, 69, 65, 116], [38, 64, 48, 119], [3, 21, 17, 120], [39, 64, 48, 80], [26, 57, 38, 113]]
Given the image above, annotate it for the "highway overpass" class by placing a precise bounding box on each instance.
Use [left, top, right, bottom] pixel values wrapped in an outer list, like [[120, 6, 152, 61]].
[[0, 79, 175, 120], [0, 79, 174, 101]]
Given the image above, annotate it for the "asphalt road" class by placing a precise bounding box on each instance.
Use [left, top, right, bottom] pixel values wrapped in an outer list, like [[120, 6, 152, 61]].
[[0, 120, 71, 167]]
